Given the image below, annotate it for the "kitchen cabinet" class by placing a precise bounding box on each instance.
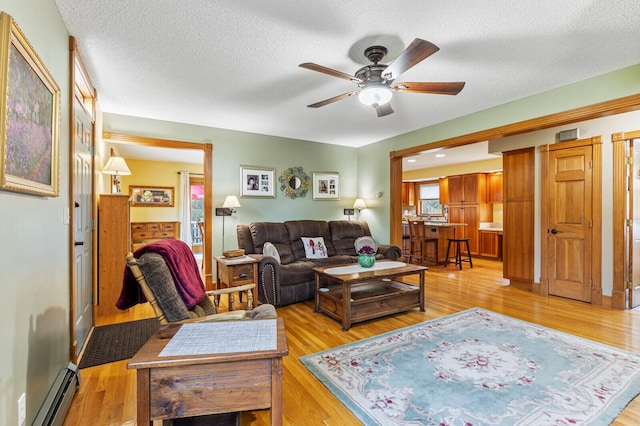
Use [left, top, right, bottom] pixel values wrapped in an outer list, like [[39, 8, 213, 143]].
[[447, 173, 486, 204], [439, 177, 448, 205], [486, 172, 503, 203], [402, 182, 415, 206], [449, 205, 480, 254], [479, 230, 502, 259]]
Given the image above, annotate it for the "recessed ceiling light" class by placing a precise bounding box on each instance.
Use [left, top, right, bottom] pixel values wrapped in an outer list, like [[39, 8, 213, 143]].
[[435, 154, 445, 158], [407, 159, 416, 163]]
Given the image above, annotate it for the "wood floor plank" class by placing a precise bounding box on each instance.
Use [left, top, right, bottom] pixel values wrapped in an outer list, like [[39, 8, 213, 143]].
[[63, 258, 640, 425]]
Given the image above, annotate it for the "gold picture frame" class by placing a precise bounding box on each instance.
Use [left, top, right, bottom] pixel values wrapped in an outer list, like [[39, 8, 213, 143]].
[[130, 185, 175, 207], [0, 13, 60, 196]]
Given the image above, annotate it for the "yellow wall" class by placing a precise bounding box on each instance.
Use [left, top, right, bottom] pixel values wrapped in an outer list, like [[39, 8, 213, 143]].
[[402, 157, 503, 181], [119, 159, 203, 222]]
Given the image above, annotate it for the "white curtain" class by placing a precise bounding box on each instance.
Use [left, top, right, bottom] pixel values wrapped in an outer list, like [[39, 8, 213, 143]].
[[179, 171, 192, 245]]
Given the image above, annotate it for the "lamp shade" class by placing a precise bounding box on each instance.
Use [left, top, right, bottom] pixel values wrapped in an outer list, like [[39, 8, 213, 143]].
[[353, 198, 366, 210], [222, 195, 241, 209], [102, 156, 131, 176]]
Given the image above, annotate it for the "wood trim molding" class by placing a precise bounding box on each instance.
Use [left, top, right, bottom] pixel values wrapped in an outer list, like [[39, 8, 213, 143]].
[[102, 131, 215, 288], [611, 130, 640, 309]]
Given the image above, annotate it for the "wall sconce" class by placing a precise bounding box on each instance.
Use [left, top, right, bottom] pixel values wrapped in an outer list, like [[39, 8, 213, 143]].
[[101, 156, 131, 194], [216, 195, 241, 252], [353, 198, 367, 213], [343, 208, 355, 221]]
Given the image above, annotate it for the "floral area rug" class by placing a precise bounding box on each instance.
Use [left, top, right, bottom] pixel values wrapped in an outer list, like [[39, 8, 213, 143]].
[[300, 308, 640, 425]]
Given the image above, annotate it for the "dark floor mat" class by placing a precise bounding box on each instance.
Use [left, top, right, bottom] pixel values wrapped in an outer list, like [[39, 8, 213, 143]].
[[78, 318, 159, 369]]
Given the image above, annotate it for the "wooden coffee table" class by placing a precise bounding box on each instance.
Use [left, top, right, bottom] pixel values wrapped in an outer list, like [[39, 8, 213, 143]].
[[313, 261, 427, 331]]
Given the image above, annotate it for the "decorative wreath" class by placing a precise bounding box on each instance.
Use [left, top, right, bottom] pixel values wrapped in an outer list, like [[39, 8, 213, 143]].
[[279, 166, 310, 199]]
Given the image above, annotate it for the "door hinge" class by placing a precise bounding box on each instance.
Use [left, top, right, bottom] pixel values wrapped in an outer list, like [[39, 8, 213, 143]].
[[627, 219, 634, 227], [90, 219, 95, 231], [590, 278, 593, 287], [627, 156, 634, 165], [627, 281, 634, 290], [90, 145, 95, 156], [589, 219, 592, 228]]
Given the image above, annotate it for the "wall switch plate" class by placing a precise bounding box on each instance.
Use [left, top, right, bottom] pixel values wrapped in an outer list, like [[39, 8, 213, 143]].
[[18, 392, 25, 425], [63, 207, 70, 225]]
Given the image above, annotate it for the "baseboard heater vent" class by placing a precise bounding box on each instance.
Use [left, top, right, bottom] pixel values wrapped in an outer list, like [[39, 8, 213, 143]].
[[33, 362, 80, 426]]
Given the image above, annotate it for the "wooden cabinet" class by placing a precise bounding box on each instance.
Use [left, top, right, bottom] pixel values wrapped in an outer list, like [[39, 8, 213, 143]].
[[402, 182, 415, 206], [503, 148, 535, 289], [98, 194, 131, 316], [449, 205, 481, 254], [479, 230, 502, 259], [439, 177, 448, 205], [131, 221, 180, 251], [447, 173, 486, 204], [486, 172, 503, 203]]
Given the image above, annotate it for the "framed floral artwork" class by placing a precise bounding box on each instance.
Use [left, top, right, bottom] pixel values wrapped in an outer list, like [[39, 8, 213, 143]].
[[0, 13, 60, 196], [130, 186, 174, 207], [313, 172, 340, 200]]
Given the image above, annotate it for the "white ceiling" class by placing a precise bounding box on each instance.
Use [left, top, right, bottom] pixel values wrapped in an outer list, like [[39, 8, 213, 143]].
[[57, 1, 640, 158]]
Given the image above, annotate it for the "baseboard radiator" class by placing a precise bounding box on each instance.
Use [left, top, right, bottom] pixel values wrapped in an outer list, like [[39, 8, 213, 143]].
[[33, 362, 80, 426]]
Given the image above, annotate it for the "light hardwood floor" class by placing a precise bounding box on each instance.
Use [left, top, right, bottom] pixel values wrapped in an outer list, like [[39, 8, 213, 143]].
[[63, 258, 640, 425]]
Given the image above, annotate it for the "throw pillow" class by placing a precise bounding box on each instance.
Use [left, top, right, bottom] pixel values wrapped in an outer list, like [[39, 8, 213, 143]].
[[301, 236, 329, 258], [263, 241, 281, 264]]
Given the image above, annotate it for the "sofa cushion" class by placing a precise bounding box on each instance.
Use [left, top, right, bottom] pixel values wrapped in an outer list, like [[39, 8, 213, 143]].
[[285, 220, 337, 260], [250, 222, 295, 264], [301, 237, 329, 258], [329, 221, 372, 256]]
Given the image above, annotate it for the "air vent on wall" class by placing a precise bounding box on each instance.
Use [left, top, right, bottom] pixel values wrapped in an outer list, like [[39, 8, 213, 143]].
[[558, 128, 580, 142]]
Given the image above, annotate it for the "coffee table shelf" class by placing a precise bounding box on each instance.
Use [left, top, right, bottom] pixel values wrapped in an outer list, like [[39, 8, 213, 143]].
[[313, 262, 427, 331]]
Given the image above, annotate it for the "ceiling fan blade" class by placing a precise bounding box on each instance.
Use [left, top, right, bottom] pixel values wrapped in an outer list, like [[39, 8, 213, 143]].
[[392, 81, 465, 95], [376, 103, 394, 117], [299, 63, 363, 84], [307, 91, 359, 108], [382, 39, 439, 81]]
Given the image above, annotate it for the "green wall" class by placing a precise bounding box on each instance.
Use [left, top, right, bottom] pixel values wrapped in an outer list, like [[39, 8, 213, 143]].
[[0, 0, 71, 424], [102, 113, 362, 255]]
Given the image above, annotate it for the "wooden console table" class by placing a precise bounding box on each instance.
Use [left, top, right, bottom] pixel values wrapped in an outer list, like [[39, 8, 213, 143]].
[[313, 261, 427, 331], [127, 318, 288, 425]]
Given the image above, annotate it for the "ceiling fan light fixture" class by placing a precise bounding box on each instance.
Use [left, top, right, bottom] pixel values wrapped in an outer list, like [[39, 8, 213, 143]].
[[358, 85, 392, 107]]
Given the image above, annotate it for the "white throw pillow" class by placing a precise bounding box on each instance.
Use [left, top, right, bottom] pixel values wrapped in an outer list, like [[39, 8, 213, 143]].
[[301, 237, 329, 259], [263, 241, 281, 264]]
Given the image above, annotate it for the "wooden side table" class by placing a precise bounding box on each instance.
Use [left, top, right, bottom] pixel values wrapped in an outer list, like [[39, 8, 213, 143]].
[[127, 318, 288, 425], [215, 256, 259, 309]]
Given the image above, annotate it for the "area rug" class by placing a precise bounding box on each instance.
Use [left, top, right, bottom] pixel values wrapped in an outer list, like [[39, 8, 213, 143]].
[[78, 318, 159, 369], [301, 308, 640, 425]]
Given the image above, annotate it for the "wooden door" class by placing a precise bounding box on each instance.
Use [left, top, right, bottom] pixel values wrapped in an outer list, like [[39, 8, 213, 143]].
[[630, 140, 640, 308], [546, 145, 592, 302]]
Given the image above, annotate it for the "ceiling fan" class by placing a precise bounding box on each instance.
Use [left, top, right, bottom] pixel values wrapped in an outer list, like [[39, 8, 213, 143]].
[[299, 38, 465, 117]]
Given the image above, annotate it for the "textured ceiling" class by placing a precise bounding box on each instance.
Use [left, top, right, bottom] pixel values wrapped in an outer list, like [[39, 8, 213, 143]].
[[55, 1, 640, 150]]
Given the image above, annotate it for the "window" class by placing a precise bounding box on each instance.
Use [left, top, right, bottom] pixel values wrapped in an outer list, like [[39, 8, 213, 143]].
[[418, 182, 443, 217]]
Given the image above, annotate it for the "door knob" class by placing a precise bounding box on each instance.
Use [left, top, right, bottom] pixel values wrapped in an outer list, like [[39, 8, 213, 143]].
[[550, 229, 559, 234]]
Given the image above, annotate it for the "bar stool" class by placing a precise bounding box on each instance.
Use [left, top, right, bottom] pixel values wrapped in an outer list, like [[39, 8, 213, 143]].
[[409, 221, 424, 264], [402, 223, 411, 262], [444, 238, 473, 270]]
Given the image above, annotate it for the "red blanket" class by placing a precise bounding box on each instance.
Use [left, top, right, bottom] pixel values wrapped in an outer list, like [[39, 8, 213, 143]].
[[117, 239, 206, 310]]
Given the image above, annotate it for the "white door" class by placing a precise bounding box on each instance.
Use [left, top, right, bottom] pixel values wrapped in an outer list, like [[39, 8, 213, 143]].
[[73, 97, 94, 359]]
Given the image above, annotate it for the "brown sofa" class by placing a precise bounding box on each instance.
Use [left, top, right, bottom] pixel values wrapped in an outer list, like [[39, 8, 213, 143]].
[[236, 220, 402, 307]]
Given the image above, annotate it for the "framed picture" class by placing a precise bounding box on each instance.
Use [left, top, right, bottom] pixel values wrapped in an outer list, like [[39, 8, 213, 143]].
[[130, 185, 175, 207], [0, 13, 60, 196], [313, 172, 340, 200], [241, 165, 275, 198]]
